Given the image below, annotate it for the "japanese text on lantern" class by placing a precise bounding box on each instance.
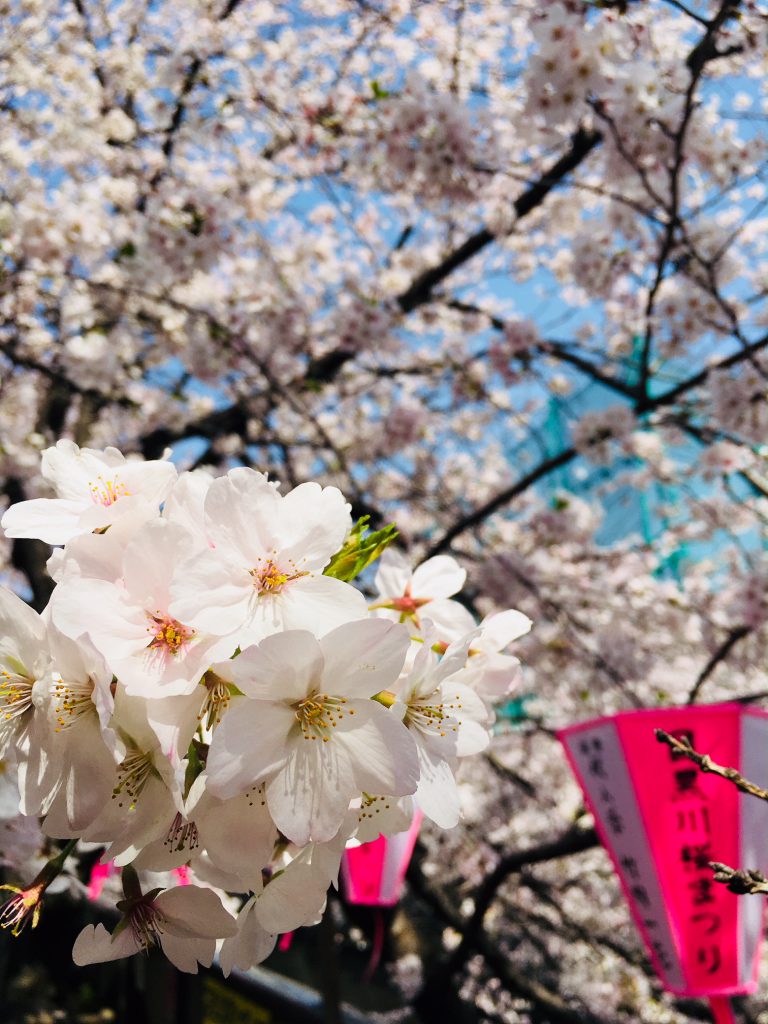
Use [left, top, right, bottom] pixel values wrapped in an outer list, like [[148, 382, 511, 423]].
[[566, 721, 684, 990]]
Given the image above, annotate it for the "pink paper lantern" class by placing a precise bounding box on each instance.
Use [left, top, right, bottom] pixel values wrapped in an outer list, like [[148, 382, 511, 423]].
[[341, 812, 423, 906], [87, 861, 117, 901], [559, 704, 768, 1024]]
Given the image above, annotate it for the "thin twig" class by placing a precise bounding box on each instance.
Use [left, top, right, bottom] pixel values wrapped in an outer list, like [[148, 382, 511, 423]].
[[710, 862, 768, 896], [686, 625, 751, 704], [654, 729, 768, 801]]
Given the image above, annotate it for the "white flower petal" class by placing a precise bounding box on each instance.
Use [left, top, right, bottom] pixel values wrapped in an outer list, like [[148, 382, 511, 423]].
[[265, 737, 355, 846], [220, 897, 277, 977], [319, 619, 409, 699], [162, 469, 214, 542], [373, 549, 411, 599], [195, 783, 277, 891], [72, 923, 141, 966], [203, 468, 276, 560], [275, 482, 351, 568], [414, 744, 461, 829], [1, 498, 84, 544], [0, 586, 46, 669], [42, 439, 103, 498], [412, 555, 466, 599], [160, 932, 215, 974], [341, 702, 419, 796], [122, 518, 195, 606], [255, 862, 329, 933], [156, 884, 237, 939], [170, 551, 251, 636], [142, 691, 208, 761], [479, 609, 533, 647], [51, 579, 145, 660], [226, 631, 324, 701], [276, 575, 367, 637], [206, 699, 292, 798], [117, 459, 177, 509], [421, 599, 476, 641]]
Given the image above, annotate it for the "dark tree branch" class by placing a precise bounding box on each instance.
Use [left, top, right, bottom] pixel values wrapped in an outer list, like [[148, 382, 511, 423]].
[[444, 298, 641, 401], [425, 446, 578, 558], [140, 404, 250, 459], [686, 625, 751, 704], [640, 329, 768, 413], [139, 0, 244, 203], [427, 331, 768, 556], [408, 826, 602, 1024], [397, 128, 602, 314], [710, 862, 768, 896]]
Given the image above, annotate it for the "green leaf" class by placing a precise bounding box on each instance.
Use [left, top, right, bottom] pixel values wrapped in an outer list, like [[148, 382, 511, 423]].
[[324, 516, 399, 582], [183, 737, 207, 800], [370, 80, 390, 100], [116, 241, 136, 260]]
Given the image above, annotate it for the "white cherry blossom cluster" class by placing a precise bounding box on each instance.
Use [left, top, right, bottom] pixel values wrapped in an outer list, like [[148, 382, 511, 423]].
[[356, 71, 499, 204], [1, 0, 767, 1017], [0, 439, 530, 974]]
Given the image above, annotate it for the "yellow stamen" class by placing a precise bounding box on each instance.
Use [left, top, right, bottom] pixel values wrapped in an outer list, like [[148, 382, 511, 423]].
[[198, 671, 232, 730], [52, 675, 96, 732], [293, 693, 354, 742], [251, 559, 309, 595], [0, 668, 34, 726], [111, 750, 156, 810]]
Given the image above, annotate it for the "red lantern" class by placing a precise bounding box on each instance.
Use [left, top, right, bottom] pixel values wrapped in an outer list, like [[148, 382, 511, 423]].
[[341, 812, 423, 907], [560, 704, 768, 1024]]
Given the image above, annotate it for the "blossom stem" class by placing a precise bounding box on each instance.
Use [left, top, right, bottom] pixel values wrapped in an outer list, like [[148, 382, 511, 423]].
[[46, 838, 79, 876], [0, 838, 79, 936], [121, 863, 143, 902]]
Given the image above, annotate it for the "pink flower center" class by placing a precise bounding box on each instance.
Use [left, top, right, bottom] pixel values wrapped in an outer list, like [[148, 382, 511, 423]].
[[389, 595, 425, 615], [89, 475, 130, 507], [381, 588, 430, 622], [146, 612, 195, 655], [0, 882, 45, 936]]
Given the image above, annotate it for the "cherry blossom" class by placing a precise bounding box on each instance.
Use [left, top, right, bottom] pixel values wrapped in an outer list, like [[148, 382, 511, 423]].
[[206, 621, 419, 844], [72, 881, 236, 973], [0, 588, 51, 761], [169, 468, 367, 646], [394, 635, 491, 828], [23, 629, 118, 837], [50, 518, 237, 697], [371, 550, 476, 640], [1, 441, 177, 545]]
